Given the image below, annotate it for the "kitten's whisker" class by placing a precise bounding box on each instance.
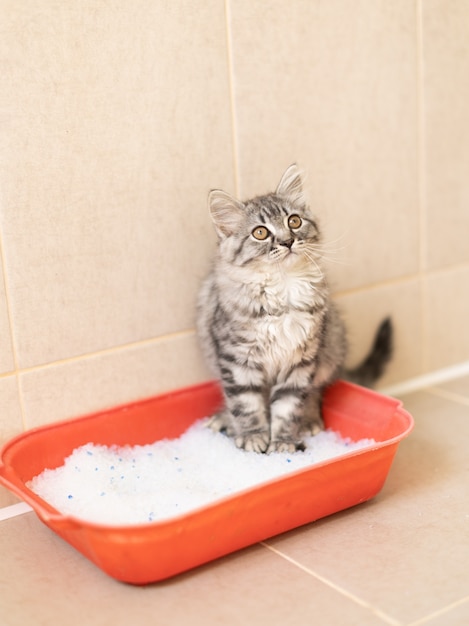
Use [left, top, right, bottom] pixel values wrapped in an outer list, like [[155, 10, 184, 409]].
[[316, 243, 349, 255], [302, 250, 325, 280], [304, 242, 348, 266], [308, 241, 349, 256], [322, 231, 349, 246]]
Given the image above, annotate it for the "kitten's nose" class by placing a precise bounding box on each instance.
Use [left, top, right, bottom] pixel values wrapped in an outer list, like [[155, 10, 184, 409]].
[[280, 238, 294, 249]]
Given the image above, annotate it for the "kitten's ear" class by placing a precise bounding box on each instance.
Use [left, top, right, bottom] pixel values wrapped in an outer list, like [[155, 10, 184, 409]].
[[276, 163, 305, 204], [208, 189, 245, 239]]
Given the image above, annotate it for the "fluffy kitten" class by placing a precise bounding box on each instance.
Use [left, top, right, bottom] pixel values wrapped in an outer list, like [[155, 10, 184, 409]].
[[197, 164, 392, 454]]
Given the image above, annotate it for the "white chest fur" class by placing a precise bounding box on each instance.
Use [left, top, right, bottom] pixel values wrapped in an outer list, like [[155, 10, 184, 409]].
[[245, 310, 319, 380], [238, 272, 324, 377], [261, 271, 319, 311]]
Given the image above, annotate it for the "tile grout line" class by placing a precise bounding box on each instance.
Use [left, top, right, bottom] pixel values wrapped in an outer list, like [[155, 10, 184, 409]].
[[12, 328, 197, 377], [260, 542, 402, 626], [0, 227, 28, 431], [223, 0, 241, 197], [406, 595, 469, 626], [332, 272, 421, 299], [330, 259, 469, 301], [416, 0, 427, 277], [425, 386, 469, 407], [415, 0, 430, 376]]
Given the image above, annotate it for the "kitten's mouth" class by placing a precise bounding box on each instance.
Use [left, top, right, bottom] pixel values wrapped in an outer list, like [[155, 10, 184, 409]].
[[277, 247, 299, 265], [268, 242, 303, 266]]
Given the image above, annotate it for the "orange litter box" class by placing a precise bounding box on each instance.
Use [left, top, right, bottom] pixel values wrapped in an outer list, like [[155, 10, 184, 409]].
[[0, 380, 413, 584]]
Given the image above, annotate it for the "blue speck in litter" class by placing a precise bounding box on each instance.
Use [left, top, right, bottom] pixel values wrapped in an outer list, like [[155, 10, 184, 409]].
[[174, 456, 179, 461], [110, 465, 115, 470], [95, 467, 99, 471], [86, 450, 93, 456], [67, 494, 73, 499], [286, 459, 291, 463], [100, 492, 106, 496]]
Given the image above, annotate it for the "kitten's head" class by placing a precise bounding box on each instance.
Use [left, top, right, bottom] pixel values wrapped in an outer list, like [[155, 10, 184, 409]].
[[209, 164, 322, 270]]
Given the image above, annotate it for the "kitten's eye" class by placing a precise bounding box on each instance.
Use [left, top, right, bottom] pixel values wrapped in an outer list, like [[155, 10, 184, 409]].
[[252, 226, 270, 241], [288, 214, 302, 229]]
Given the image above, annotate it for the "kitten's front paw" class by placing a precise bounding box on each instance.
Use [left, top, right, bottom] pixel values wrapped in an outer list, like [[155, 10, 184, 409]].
[[310, 419, 323, 436], [302, 416, 324, 437], [207, 411, 235, 436], [235, 432, 270, 453], [267, 439, 306, 454]]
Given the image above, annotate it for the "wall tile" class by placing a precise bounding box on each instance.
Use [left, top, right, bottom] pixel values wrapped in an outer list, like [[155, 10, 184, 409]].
[[423, 0, 469, 270], [20, 332, 211, 429], [336, 279, 423, 388], [0, 375, 23, 443], [424, 267, 469, 372], [0, 0, 467, 434], [0, 266, 14, 374], [0, 1, 232, 369], [228, 0, 419, 291], [0, 375, 24, 507]]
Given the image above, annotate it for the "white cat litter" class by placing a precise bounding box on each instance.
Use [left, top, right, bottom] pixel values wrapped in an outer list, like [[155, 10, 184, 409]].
[[27, 420, 376, 526]]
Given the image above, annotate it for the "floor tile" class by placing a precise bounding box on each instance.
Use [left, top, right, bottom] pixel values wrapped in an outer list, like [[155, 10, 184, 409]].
[[0, 491, 20, 509], [1, 513, 389, 626], [3, 385, 469, 625], [265, 391, 469, 624], [433, 374, 469, 400], [414, 597, 469, 626]]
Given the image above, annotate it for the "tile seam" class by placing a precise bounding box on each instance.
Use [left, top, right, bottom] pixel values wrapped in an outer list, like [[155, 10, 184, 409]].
[[0, 229, 28, 430], [332, 273, 421, 299], [332, 259, 469, 301], [425, 386, 469, 407], [260, 542, 401, 626], [16, 328, 197, 376], [223, 0, 241, 197], [416, 0, 429, 375], [406, 595, 469, 626], [416, 0, 427, 275]]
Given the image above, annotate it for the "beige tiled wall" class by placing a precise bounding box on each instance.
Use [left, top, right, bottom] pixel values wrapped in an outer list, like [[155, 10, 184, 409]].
[[1, 1, 469, 503]]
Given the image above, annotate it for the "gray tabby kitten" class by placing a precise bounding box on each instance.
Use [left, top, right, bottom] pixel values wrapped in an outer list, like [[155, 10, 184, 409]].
[[197, 164, 392, 454]]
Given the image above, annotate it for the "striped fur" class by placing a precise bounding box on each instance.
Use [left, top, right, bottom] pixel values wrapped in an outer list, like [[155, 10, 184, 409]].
[[197, 164, 392, 453]]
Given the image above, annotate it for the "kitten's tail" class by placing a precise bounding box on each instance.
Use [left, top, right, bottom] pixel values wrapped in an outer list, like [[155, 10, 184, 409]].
[[344, 317, 393, 388]]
